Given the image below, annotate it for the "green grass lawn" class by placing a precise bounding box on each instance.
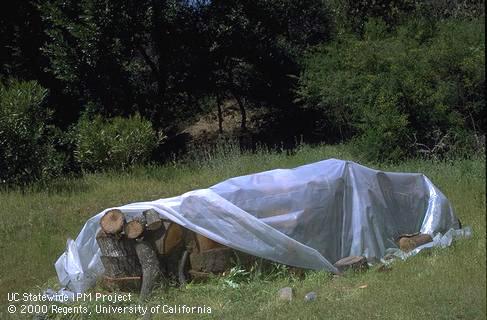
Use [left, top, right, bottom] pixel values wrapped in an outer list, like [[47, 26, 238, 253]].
[[0, 144, 485, 319]]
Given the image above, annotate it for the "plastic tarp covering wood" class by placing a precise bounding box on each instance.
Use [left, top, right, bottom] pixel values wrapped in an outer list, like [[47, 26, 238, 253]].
[[55, 159, 461, 292]]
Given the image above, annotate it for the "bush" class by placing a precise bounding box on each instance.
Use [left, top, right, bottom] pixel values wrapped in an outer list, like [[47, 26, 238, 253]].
[[0, 80, 63, 186], [74, 113, 160, 171], [298, 17, 485, 161]]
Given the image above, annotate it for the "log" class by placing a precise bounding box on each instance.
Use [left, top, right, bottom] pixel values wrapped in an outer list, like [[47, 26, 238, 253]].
[[145, 225, 166, 256], [134, 240, 163, 301], [96, 230, 137, 257], [100, 209, 125, 234], [189, 247, 235, 273], [100, 256, 142, 278], [398, 233, 433, 252], [195, 234, 224, 252], [125, 216, 146, 239], [100, 275, 142, 292], [143, 209, 163, 231], [163, 223, 184, 255], [96, 230, 141, 278], [178, 250, 190, 285], [333, 256, 368, 272]]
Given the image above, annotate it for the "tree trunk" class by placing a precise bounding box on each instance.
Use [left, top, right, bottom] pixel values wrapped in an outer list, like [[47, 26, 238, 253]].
[[151, 0, 167, 99], [233, 92, 247, 131], [216, 95, 224, 134]]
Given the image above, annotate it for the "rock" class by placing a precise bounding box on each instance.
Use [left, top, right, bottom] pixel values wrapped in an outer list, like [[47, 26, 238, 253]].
[[304, 291, 317, 302], [278, 287, 294, 302], [334, 256, 368, 272]]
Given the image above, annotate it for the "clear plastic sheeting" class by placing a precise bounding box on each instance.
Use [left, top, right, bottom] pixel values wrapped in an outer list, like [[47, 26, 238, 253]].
[[55, 159, 463, 292]]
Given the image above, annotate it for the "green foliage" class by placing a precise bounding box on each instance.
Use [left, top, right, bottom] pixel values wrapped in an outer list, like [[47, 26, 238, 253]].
[[298, 18, 485, 162], [0, 80, 63, 185], [328, 0, 484, 36], [74, 113, 160, 172], [329, 0, 416, 35]]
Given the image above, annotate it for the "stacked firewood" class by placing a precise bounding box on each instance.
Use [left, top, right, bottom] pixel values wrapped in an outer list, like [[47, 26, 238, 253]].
[[96, 208, 252, 299]]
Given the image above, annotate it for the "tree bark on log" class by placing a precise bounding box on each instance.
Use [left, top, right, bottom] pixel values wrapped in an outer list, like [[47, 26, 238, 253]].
[[145, 225, 166, 256], [189, 247, 235, 273], [143, 209, 163, 231], [96, 230, 141, 277], [178, 250, 189, 285], [135, 240, 163, 301], [96, 230, 136, 257], [100, 256, 142, 277], [100, 209, 125, 234]]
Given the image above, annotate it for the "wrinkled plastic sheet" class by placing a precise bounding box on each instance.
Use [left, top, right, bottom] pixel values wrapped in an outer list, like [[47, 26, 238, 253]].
[[55, 159, 463, 292]]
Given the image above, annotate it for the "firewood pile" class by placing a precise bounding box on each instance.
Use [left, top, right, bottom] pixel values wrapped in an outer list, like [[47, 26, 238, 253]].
[[96, 208, 253, 299]]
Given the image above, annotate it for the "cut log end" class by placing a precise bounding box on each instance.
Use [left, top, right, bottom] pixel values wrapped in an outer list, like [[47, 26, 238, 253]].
[[100, 209, 125, 234], [143, 209, 163, 231], [125, 220, 145, 239]]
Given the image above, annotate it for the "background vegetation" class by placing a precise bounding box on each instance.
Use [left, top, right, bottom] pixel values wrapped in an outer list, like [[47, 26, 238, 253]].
[[1, 0, 485, 186]]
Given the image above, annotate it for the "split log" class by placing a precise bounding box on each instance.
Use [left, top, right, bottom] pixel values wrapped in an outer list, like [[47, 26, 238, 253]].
[[162, 224, 198, 280], [189, 247, 235, 273], [195, 234, 225, 252], [96, 230, 141, 278], [125, 216, 146, 239], [163, 223, 184, 255], [100, 209, 125, 234], [134, 240, 163, 301], [143, 209, 163, 231], [398, 233, 433, 252]]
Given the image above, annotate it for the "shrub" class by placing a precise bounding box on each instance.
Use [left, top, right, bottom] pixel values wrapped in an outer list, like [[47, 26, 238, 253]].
[[0, 80, 63, 186], [298, 17, 485, 161], [74, 113, 159, 171]]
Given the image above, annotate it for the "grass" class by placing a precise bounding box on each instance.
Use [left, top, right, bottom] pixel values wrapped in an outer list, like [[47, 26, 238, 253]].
[[0, 143, 485, 319]]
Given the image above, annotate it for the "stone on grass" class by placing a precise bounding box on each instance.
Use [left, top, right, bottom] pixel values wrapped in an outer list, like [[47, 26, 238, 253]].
[[304, 291, 317, 302], [334, 256, 368, 272], [278, 287, 294, 302]]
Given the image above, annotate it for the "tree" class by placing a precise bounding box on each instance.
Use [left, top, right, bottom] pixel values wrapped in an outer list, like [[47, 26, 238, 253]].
[[204, 0, 334, 131], [40, 0, 209, 130]]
